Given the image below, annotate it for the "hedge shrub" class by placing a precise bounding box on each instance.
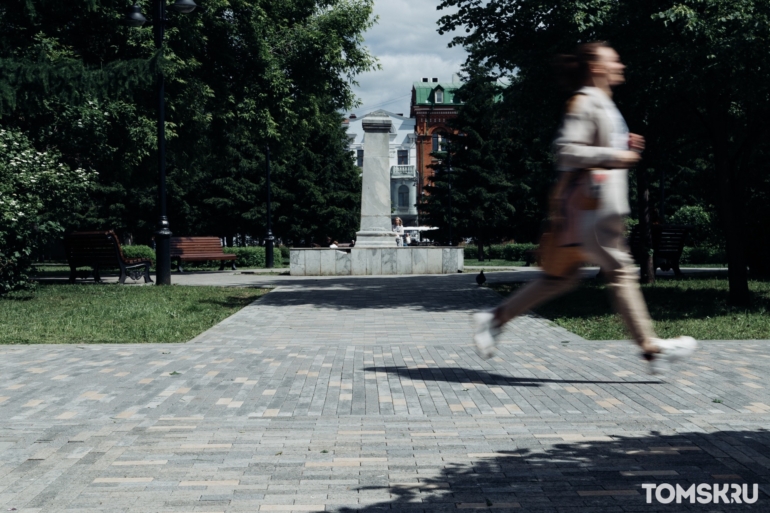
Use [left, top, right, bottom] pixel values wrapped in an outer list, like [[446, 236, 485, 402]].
[[118, 245, 284, 269], [464, 243, 539, 261], [223, 247, 268, 268], [680, 246, 726, 265], [463, 243, 726, 266], [122, 245, 155, 264]]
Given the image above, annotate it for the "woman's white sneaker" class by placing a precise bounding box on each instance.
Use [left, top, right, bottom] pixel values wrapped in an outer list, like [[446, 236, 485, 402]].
[[647, 336, 698, 374], [473, 311, 501, 359]]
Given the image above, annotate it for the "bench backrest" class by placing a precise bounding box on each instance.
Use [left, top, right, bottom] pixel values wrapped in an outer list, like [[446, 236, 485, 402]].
[[170, 237, 226, 256], [64, 231, 124, 267], [653, 225, 689, 255], [629, 225, 689, 253]]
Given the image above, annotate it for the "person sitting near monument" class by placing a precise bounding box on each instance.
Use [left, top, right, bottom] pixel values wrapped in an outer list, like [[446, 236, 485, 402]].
[[393, 217, 404, 246], [329, 241, 339, 248]]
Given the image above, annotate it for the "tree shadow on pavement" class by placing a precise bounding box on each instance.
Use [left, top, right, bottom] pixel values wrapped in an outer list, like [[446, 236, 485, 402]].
[[335, 429, 770, 512], [363, 366, 660, 388], [255, 274, 504, 313]]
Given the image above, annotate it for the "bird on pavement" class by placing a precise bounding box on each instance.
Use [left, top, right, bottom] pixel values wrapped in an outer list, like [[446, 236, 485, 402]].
[[476, 270, 486, 286]]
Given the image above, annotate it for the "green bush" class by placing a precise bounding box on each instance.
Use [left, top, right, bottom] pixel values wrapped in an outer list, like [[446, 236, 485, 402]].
[[501, 243, 539, 261], [278, 245, 290, 260], [624, 217, 639, 237], [670, 205, 722, 247], [221, 247, 284, 268], [464, 243, 539, 261], [464, 245, 482, 259], [223, 247, 265, 268], [0, 128, 95, 294], [122, 244, 155, 264], [680, 246, 726, 265]]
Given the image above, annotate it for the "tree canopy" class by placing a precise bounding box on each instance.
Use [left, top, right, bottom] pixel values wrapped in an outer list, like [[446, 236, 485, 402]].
[[0, 0, 377, 248]]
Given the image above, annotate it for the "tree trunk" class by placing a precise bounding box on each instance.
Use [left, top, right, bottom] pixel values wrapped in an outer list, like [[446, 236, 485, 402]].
[[477, 238, 485, 262], [716, 156, 750, 306], [636, 169, 655, 284], [226, 235, 233, 248]]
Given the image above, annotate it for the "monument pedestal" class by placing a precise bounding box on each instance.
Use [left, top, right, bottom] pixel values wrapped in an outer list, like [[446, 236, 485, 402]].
[[354, 231, 398, 248], [290, 247, 464, 276]]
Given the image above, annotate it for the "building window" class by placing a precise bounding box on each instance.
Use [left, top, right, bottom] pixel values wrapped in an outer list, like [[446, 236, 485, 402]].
[[398, 185, 409, 207], [356, 149, 364, 167], [397, 150, 408, 165], [435, 89, 444, 103], [432, 133, 445, 153]]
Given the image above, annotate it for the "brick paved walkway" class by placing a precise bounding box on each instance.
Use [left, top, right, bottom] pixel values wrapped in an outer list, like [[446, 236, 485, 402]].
[[1, 272, 769, 512]]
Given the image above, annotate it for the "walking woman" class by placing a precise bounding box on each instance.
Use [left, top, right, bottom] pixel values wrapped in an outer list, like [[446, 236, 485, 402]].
[[473, 42, 696, 374]]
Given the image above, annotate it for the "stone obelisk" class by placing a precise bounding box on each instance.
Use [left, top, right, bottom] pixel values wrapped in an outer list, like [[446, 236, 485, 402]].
[[355, 110, 398, 248]]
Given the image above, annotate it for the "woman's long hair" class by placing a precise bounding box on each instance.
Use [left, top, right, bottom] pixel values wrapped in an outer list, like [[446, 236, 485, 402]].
[[554, 41, 610, 91]]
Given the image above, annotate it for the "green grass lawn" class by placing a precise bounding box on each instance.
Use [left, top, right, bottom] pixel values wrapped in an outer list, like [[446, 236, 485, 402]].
[[0, 284, 268, 344], [489, 276, 770, 340]]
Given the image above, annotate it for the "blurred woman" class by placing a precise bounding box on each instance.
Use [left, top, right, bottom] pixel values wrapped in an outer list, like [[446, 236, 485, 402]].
[[473, 42, 696, 374]]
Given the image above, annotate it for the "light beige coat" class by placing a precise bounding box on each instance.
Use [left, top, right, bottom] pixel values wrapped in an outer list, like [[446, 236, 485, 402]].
[[552, 86, 631, 218]]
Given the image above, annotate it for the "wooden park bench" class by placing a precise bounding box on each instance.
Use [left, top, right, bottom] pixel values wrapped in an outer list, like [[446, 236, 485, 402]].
[[169, 237, 236, 272], [63, 231, 153, 284], [629, 224, 690, 276]]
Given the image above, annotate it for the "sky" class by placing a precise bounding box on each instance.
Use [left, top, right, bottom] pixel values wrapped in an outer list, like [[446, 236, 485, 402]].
[[348, 0, 467, 118]]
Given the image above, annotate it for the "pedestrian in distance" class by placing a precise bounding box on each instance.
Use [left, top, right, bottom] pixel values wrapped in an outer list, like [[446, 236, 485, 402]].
[[393, 217, 405, 246], [473, 41, 696, 374]]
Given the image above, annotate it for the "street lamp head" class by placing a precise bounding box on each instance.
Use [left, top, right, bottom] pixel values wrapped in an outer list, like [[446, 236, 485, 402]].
[[125, 4, 147, 27], [172, 0, 197, 13]]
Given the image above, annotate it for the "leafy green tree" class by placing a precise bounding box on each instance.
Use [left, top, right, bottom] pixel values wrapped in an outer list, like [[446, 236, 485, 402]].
[[273, 111, 362, 245], [436, 0, 770, 304], [0, 0, 376, 246]]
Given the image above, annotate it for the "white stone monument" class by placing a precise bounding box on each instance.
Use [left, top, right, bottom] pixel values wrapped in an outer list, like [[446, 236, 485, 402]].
[[354, 110, 398, 248], [289, 109, 464, 276]]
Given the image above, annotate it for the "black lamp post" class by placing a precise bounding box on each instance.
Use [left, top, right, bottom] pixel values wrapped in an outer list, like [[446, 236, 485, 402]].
[[125, 0, 197, 285], [265, 144, 274, 268], [446, 140, 452, 247]]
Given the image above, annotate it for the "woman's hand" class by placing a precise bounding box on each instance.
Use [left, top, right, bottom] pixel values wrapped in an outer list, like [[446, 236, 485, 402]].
[[610, 150, 642, 168], [629, 133, 645, 153], [607, 134, 644, 168]]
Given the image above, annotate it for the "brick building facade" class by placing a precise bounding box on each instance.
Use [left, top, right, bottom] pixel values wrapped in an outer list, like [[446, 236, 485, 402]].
[[410, 78, 462, 196]]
